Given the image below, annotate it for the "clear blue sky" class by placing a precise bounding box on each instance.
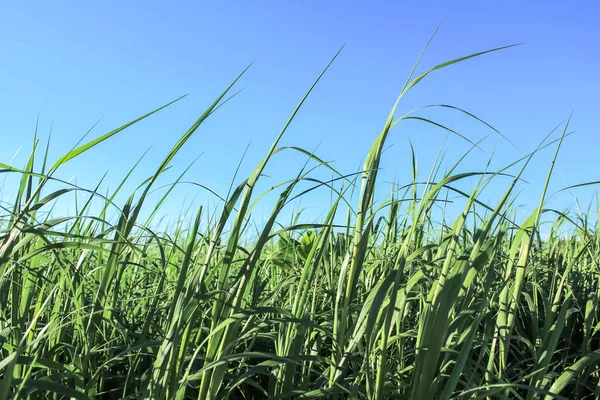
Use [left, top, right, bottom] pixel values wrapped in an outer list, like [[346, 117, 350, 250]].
[[1, 1, 598, 225]]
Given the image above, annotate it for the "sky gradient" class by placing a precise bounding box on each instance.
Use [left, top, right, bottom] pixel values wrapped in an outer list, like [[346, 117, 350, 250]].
[[1, 1, 598, 224]]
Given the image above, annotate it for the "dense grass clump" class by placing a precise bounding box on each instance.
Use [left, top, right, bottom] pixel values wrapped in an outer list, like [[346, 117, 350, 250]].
[[1, 44, 600, 400]]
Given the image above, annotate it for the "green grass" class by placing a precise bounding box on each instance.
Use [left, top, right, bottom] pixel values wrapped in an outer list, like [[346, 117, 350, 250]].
[[1, 40, 600, 399]]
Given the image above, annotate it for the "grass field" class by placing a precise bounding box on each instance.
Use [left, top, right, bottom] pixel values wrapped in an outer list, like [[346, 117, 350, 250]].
[[1, 43, 599, 399]]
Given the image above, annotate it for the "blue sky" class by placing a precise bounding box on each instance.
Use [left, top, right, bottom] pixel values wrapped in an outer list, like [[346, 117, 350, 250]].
[[0, 1, 598, 226]]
